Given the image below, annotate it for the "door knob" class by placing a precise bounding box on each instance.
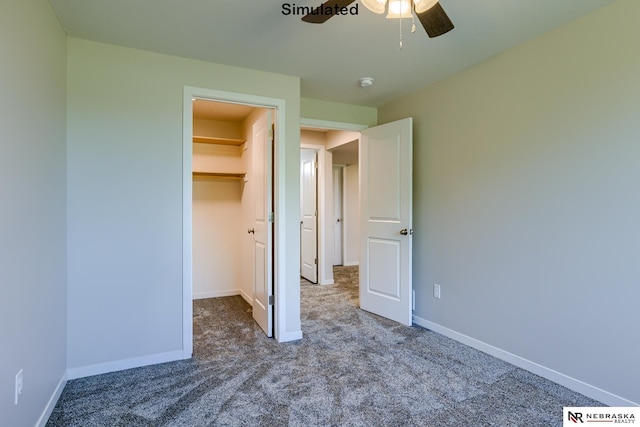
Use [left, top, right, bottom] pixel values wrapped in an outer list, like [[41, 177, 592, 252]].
[[400, 228, 408, 235], [247, 228, 255, 234]]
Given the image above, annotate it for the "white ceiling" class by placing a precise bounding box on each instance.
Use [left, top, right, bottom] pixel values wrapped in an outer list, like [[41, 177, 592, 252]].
[[49, 0, 615, 107]]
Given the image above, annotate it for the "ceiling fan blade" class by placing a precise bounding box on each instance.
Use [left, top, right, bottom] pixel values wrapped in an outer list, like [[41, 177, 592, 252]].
[[416, 2, 454, 38], [301, 0, 357, 24]]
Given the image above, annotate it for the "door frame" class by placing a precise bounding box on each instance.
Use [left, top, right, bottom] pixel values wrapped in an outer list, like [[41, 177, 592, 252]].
[[183, 86, 287, 354]]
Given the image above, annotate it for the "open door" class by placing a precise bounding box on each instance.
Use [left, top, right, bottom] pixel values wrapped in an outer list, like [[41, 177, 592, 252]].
[[300, 149, 318, 283], [359, 118, 413, 326], [251, 110, 274, 336]]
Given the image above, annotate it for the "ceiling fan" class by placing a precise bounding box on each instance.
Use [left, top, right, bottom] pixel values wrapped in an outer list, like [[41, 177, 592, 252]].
[[302, 0, 454, 38]]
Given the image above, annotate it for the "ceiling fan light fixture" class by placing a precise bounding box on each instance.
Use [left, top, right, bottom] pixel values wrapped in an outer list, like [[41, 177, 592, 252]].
[[361, 0, 387, 14], [386, 0, 413, 19], [413, 0, 438, 13], [301, 0, 453, 39]]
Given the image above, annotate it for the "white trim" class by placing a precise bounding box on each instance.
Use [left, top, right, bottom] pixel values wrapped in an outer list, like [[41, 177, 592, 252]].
[[35, 372, 67, 427], [182, 89, 194, 358], [320, 279, 335, 286], [272, 101, 291, 342], [192, 290, 254, 304], [412, 316, 639, 407], [239, 289, 253, 305], [184, 86, 289, 344], [67, 350, 187, 380], [301, 118, 368, 132], [278, 330, 303, 342], [343, 261, 359, 267], [193, 290, 241, 300]]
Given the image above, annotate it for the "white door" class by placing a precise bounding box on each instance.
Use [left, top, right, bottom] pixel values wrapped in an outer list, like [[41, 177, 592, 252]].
[[333, 166, 343, 266], [300, 149, 318, 283], [359, 118, 413, 326], [252, 110, 274, 336]]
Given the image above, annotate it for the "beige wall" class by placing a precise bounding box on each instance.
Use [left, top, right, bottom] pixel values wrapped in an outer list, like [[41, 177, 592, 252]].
[[301, 98, 377, 127], [192, 144, 244, 173], [0, 1, 68, 425], [192, 179, 243, 298], [193, 119, 243, 141], [379, 0, 640, 405]]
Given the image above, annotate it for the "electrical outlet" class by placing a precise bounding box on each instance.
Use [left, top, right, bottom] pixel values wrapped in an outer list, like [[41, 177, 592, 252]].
[[15, 369, 23, 405], [434, 284, 441, 299]]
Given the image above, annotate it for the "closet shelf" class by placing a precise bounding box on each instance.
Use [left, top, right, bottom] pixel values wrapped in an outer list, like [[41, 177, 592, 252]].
[[193, 171, 246, 180], [193, 136, 245, 146]]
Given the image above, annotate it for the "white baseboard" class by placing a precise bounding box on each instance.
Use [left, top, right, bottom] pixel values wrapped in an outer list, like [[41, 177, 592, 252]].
[[412, 316, 639, 407], [320, 280, 334, 285], [67, 350, 189, 380], [277, 330, 303, 343], [239, 289, 253, 305], [343, 261, 359, 267], [36, 371, 67, 427], [193, 289, 240, 300]]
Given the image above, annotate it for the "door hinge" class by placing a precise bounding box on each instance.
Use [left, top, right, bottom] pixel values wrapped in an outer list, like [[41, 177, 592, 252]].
[[268, 295, 274, 306], [268, 212, 274, 223], [314, 258, 317, 265]]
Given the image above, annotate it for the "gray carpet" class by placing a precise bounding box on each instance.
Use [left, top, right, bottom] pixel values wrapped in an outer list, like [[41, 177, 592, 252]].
[[47, 266, 603, 426]]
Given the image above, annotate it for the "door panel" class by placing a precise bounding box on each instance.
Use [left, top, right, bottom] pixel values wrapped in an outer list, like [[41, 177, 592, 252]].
[[368, 139, 400, 220], [300, 149, 318, 283], [367, 238, 400, 299], [252, 110, 273, 337], [359, 118, 413, 326]]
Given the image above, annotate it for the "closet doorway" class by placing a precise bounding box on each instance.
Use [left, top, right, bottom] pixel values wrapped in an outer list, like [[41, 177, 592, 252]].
[[187, 95, 276, 342]]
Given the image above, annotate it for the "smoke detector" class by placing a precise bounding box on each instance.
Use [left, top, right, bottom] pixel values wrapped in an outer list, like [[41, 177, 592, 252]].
[[359, 77, 374, 87]]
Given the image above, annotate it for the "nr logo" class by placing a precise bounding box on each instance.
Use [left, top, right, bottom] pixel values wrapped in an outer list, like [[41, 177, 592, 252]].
[[568, 411, 584, 423]]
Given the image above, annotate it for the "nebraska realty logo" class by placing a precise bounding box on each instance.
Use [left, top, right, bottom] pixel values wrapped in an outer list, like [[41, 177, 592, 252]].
[[564, 407, 638, 425], [282, 2, 359, 17]]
